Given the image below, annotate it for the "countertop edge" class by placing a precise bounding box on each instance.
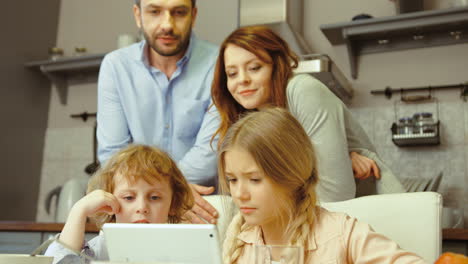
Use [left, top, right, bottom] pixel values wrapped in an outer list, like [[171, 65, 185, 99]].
[[0, 222, 99, 233]]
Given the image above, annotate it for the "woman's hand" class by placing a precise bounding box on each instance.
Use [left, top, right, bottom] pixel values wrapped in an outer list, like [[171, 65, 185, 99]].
[[59, 190, 120, 252], [350, 152, 381, 180]]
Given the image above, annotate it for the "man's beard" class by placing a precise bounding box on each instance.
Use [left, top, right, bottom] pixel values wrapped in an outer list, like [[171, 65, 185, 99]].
[[143, 28, 191, 57]]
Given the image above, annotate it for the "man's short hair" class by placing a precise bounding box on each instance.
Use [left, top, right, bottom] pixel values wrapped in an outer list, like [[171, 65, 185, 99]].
[[134, 0, 196, 7]]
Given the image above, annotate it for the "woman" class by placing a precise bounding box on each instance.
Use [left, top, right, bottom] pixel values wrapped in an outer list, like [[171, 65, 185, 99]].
[[211, 26, 405, 202], [218, 108, 424, 263]]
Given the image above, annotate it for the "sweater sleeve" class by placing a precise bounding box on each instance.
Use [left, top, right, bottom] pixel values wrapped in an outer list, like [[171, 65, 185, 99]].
[[44, 234, 107, 264], [287, 74, 355, 202]]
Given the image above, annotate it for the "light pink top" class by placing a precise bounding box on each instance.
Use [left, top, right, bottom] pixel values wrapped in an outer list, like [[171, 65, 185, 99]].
[[227, 208, 427, 264]]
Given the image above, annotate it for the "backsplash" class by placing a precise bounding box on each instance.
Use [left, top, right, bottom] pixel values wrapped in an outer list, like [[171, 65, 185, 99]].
[[36, 126, 94, 222], [36, 101, 467, 226], [351, 99, 467, 227]]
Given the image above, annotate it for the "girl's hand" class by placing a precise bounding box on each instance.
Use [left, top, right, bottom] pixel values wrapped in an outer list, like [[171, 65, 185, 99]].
[[350, 152, 381, 180], [73, 190, 121, 217]]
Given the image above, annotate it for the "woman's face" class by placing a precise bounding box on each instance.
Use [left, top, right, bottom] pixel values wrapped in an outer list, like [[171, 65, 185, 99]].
[[224, 44, 273, 109]]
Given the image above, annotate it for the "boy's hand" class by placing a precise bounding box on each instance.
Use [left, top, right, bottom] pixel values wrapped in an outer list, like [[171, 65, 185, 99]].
[[59, 190, 120, 252], [74, 190, 121, 217]]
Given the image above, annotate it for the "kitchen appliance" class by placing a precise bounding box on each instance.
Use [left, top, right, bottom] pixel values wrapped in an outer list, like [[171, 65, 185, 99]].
[[295, 54, 353, 101]]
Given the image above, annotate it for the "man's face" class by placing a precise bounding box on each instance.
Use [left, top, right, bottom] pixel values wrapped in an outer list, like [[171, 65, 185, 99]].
[[134, 0, 196, 57]]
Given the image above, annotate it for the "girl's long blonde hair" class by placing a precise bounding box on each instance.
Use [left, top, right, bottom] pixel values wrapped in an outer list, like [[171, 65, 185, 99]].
[[87, 144, 194, 228], [218, 108, 319, 264]]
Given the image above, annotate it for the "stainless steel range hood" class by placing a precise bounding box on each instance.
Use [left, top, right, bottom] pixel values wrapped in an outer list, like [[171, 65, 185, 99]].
[[295, 55, 353, 101], [240, 0, 353, 101]]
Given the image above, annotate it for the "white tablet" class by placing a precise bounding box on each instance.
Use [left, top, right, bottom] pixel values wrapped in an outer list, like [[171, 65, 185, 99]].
[[102, 223, 222, 264]]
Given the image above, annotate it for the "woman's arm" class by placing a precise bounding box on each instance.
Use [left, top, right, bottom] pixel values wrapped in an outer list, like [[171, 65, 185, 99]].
[[287, 74, 356, 202]]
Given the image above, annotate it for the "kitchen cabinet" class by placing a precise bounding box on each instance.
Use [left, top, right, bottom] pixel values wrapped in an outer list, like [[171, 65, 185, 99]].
[[0, 232, 42, 254], [443, 228, 468, 255], [320, 7, 468, 79], [0, 222, 99, 254]]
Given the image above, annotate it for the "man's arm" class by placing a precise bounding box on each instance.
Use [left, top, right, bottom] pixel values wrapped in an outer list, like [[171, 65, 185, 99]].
[[177, 101, 220, 224], [177, 102, 220, 186], [96, 55, 132, 165]]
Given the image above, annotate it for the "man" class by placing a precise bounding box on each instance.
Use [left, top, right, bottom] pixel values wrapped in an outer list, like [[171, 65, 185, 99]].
[[97, 0, 218, 223]]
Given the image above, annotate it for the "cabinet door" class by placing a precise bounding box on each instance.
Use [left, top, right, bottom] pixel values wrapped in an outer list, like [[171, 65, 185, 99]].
[[0, 232, 42, 254]]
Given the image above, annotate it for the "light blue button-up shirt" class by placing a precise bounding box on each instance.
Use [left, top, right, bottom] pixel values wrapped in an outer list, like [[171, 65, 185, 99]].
[[97, 34, 219, 186]]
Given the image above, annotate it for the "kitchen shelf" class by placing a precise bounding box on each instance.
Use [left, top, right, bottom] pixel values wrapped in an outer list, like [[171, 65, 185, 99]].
[[390, 121, 440, 147], [25, 53, 106, 104], [320, 7, 468, 79]]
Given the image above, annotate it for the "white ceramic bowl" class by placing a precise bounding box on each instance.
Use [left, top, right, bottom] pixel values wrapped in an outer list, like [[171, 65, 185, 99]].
[[0, 254, 53, 264]]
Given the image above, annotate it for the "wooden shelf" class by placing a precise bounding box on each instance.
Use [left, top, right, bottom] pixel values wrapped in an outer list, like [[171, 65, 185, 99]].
[[443, 228, 468, 241], [25, 53, 106, 104], [0, 221, 99, 233], [320, 7, 468, 79]]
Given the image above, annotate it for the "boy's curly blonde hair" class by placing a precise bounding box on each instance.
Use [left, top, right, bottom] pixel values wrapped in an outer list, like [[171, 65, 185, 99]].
[[87, 144, 194, 228]]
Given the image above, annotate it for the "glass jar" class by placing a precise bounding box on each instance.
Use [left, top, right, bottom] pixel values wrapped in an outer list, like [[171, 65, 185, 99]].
[[413, 112, 436, 134], [397, 117, 413, 135], [73, 46, 87, 56], [48, 47, 64, 61]]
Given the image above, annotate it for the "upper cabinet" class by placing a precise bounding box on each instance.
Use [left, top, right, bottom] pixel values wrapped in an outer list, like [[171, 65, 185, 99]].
[[320, 7, 468, 79]]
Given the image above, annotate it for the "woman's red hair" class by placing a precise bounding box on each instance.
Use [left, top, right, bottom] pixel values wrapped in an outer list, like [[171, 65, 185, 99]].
[[211, 26, 298, 147]]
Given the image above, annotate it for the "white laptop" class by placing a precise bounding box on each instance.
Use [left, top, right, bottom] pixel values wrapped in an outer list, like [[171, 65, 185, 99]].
[[102, 223, 223, 264]]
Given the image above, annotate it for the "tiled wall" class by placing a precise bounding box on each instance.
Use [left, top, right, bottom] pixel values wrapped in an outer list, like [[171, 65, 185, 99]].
[[36, 126, 94, 222], [351, 100, 468, 228]]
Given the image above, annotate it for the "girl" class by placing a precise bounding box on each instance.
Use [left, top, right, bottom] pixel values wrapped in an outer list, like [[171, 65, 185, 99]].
[[45, 144, 194, 263], [219, 108, 425, 263], [211, 25, 405, 202]]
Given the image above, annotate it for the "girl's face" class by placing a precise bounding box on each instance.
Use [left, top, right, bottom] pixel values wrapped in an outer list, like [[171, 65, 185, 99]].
[[224, 44, 273, 110], [112, 174, 173, 223], [224, 147, 280, 228]]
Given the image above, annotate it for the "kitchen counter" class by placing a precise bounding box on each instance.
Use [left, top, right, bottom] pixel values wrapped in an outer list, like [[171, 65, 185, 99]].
[[443, 228, 468, 241], [0, 221, 99, 254], [0, 221, 99, 233]]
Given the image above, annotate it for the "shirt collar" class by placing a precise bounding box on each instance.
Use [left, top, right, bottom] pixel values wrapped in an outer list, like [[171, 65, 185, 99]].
[[137, 33, 195, 70], [237, 224, 318, 251]]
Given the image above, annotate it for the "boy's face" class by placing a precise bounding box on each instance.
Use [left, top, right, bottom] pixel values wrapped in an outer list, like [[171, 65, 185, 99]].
[[112, 174, 173, 223]]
